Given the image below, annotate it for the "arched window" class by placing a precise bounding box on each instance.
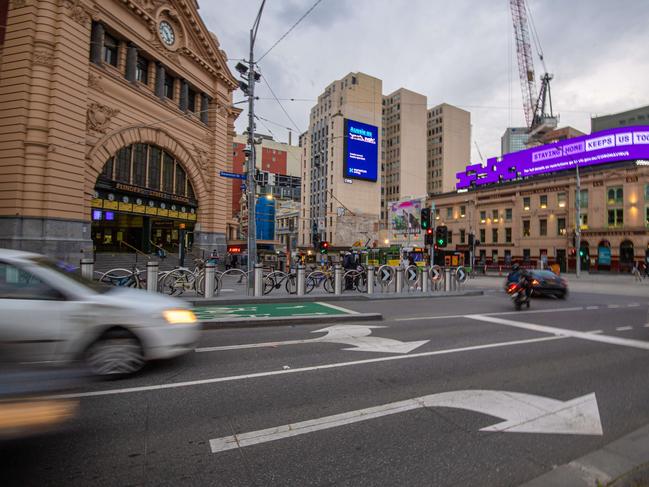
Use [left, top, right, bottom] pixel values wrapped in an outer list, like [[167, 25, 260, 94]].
[[99, 143, 195, 200]]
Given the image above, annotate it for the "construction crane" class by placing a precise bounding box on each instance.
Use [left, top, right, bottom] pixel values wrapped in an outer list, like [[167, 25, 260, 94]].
[[510, 0, 557, 144]]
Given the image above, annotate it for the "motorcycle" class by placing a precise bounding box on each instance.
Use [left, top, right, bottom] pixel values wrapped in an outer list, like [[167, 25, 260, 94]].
[[506, 280, 530, 311]]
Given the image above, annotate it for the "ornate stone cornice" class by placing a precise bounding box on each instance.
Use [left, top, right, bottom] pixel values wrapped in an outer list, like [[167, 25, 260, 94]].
[[63, 0, 91, 26], [33, 50, 54, 66]]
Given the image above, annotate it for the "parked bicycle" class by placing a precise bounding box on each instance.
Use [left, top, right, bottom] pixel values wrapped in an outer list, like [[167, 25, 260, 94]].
[[263, 271, 298, 295], [100, 265, 145, 289]]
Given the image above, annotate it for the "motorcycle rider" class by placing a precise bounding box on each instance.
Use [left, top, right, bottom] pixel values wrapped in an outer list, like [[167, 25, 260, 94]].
[[506, 263, 532, 307]]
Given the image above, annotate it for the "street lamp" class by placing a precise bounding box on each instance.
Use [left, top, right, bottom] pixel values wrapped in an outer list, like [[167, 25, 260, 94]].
[[243, 0, 266, 288]]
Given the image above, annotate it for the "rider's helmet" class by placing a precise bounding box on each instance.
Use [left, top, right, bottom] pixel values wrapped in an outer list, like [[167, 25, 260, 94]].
[[511, 263, 520, 272]]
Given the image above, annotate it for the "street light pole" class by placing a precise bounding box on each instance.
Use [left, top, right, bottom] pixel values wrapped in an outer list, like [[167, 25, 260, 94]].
[[245, 1, 266, 286], [575, 161, 581, 278]]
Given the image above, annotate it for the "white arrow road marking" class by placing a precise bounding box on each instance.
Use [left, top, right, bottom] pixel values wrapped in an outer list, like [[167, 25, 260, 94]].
[[467, 314, 649, 351], [195, 325, 429, 354], [208, 390, 602, 453], [276, 305, 306, 310], [316, 302, 360, 315]]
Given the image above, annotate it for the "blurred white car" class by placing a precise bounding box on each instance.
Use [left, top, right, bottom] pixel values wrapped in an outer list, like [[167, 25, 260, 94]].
[[0, 249, 200, 376]]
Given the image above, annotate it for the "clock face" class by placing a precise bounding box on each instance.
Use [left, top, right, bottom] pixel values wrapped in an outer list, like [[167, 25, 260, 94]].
[[159, 21, 175, 46]]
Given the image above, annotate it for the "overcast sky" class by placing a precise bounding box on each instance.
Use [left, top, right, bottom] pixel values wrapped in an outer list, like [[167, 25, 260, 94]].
[[200, 0, 649, 162]]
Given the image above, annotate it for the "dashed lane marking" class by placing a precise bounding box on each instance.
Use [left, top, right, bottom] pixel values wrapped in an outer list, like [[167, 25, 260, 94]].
[[616, 326, 633, 332]]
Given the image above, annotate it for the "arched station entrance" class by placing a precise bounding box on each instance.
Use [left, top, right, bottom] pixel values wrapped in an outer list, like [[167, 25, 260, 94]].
[[619, 240, 635, 272], [91, 143, 198, 254]]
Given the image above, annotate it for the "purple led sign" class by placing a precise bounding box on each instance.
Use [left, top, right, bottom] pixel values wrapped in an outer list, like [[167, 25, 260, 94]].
[[456, 126, 649, 189]]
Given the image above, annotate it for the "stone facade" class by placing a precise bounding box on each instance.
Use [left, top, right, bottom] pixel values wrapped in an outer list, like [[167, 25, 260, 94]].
[[0, 0, 239, 261]]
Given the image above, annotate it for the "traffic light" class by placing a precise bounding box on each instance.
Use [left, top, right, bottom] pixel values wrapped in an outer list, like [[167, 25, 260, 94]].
[[436, 226, 448, 248], [425, 227, 434, 246], [468, 233, 474, 247], [421, 208, 431, 230], [579, 247, 585, 258], [319, 241, 329, 254]]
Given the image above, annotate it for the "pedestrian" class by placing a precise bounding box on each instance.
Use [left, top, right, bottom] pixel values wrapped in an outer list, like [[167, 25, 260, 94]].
[[231, 253, 238, 270], [224, 252, 232, 270], [632, 261, 642, 282], [401, 253, 409, 269], [408, 254, 415, 267]]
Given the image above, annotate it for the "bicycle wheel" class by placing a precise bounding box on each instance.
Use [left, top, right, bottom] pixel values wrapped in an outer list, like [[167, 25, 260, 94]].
[[303, 276, 316, 294], [263, 276, 276, 295], [285, 275, 297, 294], [161, 269, 194, 296], [100, 268, 134, 286], [324, 276, 335, 293], [355, 274, 367, 293]]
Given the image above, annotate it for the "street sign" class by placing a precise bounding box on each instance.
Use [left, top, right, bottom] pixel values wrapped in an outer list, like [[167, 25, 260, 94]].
[[209, 389, 602, 453], [219, 171, 246, 180], [378, 265, 395, 287], [429, 265, 442, 282], [406, 265, 418, 282], [240, 183, 247, 191], [455, 266, 467, 284]]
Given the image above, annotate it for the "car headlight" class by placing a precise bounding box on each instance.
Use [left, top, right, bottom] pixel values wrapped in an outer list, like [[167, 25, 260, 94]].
[[162, 309, 197, 324]]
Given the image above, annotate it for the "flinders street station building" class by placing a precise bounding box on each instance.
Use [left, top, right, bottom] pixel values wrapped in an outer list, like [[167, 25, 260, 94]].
[[0, 0, 240, 261]]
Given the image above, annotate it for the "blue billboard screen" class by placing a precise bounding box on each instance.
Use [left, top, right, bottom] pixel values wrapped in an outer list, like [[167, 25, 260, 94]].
[[343, 119, 378, 182]]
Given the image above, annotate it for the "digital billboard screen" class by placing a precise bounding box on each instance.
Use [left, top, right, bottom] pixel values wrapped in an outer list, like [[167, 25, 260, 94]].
[[343, 118, 378, 182], [455, 125, 649, 189]]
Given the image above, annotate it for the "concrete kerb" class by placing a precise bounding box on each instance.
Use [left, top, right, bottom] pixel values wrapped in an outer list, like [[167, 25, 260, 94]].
[[200, 312, 383, 330], [186, 290, 483, 307], [520, 423, 649, 487]]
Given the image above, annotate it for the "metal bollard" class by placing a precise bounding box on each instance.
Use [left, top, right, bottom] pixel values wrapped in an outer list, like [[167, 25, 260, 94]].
[[297, 265, 305, 296], [396, 267, 404, 293], [80, 257, 94, 281], [422, 266, 429, 293], [334, 265, 343, 295], [444, 268, 451, 292], [146, 261, 159, 293], [204, 262, 215, 298], [367, 266, 375, 295], [253, 263, 263, 297]]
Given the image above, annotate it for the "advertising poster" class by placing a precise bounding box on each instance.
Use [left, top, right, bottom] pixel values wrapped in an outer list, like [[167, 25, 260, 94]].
[[343, 119, 378, 182], [389, 199, 422, 243]]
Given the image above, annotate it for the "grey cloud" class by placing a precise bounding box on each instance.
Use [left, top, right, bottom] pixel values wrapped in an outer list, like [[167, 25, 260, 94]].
[[201, 0, 649, 162]]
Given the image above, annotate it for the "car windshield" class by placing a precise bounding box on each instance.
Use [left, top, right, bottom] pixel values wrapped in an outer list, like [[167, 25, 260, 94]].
[[533, 271, 559, 279], [29, 257, 111, 293]]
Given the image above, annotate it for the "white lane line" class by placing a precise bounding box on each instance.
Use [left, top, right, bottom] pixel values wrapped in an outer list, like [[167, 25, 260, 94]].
[[46, 336, 565, 400], [467, 314, 649, 351], [196, 338, 312, 352], [396, 306, 585, 322], [616, 326, 634, 332], [644, 324, 649, 328], [628, 303, 640, 307], [608, 304, 621, 309], [586, 306, 599, 310], [316, 302, 360, 315], [587, 330, 603, 334]]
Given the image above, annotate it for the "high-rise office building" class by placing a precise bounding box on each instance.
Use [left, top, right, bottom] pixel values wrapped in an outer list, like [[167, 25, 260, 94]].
[[299, 72, 383, 249], [381, 88, 427, 223], [427, 103, 471, 194], [501, 127, 530, 155]]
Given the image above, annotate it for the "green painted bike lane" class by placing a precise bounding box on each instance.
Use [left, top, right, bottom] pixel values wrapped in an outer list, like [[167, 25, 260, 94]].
[[193, 302, 358, 321]]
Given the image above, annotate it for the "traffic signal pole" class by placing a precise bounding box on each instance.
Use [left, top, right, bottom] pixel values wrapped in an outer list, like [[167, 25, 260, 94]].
[[431, 203, 436, 267], [575, 162, 581, 278]]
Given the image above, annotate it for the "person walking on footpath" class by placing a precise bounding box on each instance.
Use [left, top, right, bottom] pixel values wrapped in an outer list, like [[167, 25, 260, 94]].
[[632, 261, 642, 282]]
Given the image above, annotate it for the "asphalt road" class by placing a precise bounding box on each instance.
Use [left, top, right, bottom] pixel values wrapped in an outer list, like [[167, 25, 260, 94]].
[[4, 289, 649, 486]]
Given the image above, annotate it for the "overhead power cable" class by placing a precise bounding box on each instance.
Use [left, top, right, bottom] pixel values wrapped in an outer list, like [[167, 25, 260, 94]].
[[259, 72, 302, 133], [257, 0, 324, 62]]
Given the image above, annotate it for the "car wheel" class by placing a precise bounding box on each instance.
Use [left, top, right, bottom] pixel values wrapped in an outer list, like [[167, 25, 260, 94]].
[[86, 331, 144, 377], [558, 291, 567, 299]]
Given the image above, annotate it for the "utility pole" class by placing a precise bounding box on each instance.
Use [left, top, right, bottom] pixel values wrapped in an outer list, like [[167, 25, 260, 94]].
[[575, 162, 581, 278], [430, 203, 436, 266], [244, 1, 265, 286]]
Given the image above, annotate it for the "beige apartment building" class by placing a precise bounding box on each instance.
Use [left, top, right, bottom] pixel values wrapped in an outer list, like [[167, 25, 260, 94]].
[[428, 161, 649, 272], [299, 72, 383, 249], [381, 88, 427, 223], [0, 0, 239, 262], [427, 103, 471, 194]]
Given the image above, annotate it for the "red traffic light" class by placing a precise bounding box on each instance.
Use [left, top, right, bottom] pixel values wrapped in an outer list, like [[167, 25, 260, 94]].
[[323, 242, 329, 248], [426, 228, 433, 235]]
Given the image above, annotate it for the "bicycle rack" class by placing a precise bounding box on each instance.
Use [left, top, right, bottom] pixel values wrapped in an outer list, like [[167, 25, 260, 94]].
[[404, 265, 421, 292], [215, 269, 250, 296], [342, 269, 365, 293], [305, 270, 333, 294], [263, 271, 292, 295]]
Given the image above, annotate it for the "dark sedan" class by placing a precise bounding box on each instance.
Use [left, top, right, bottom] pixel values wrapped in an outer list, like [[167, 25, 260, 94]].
[[529, 270, 568, 298]]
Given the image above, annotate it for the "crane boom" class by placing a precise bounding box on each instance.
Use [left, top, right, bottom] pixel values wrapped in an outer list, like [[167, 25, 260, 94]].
[[510, 0, 536, 128]]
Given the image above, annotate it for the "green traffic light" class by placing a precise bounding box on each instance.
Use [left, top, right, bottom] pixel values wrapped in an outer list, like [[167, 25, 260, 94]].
[[437, 239, 444, 245]]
